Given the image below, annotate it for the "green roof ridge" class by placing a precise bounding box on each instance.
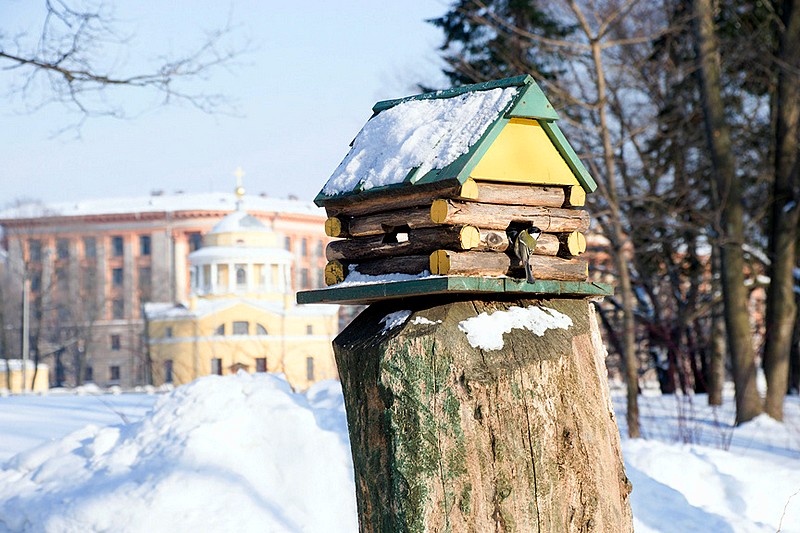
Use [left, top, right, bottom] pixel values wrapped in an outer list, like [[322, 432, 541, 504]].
[[539, 121, 597, 192], [372, 75, 533, 113]]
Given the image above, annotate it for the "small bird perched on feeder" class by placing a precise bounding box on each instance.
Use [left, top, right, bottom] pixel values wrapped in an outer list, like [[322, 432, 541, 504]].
[[512, 226, 542, 283]]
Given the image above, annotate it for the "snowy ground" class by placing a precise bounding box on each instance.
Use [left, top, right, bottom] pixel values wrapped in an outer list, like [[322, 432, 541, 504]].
[[0, 375, 798, 532]]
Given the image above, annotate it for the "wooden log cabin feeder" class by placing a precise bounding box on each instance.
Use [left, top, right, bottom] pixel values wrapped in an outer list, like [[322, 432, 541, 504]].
[[298, 75, 611, 305]]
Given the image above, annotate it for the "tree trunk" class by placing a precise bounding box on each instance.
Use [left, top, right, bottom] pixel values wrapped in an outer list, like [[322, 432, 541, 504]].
[[763, 0, 800, 420], [586, 34, 640, 438], [0, 281, 11, 391], [334, 298, 633, 532], [693, 0, 762, 423], [708, 302, 726, 406]]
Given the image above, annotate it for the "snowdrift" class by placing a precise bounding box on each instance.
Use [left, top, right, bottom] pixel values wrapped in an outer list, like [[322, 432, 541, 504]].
[[0, 373, 357, 533]]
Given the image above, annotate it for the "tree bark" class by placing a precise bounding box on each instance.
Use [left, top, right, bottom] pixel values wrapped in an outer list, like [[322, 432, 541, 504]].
[[763, 0, 800, 420], [334, 298, 633, 532], [324, 179, 472, 218], [431, 200, 590, 233], [326, 226, 481, 262], [324, 256, 431, 285], [430, 250, 588, 280], [693, 0, 762, 423], [708, 295, 726, 406]]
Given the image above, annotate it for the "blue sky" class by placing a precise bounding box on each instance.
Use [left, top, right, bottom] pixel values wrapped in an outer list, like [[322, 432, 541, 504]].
[[1, 1, 449, 205]]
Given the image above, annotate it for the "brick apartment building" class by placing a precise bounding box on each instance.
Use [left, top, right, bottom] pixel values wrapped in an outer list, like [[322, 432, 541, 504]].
[[0, 191, 329, 388]]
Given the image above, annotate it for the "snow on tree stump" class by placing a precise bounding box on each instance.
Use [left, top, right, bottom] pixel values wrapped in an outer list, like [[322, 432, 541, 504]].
[[333, 297, 633, 532]]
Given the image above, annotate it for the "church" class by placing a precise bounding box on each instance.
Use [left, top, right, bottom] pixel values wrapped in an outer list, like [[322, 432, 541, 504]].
[[144, 186, 339, 390]]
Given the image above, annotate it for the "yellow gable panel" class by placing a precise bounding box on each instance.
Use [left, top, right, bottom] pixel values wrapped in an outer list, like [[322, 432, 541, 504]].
[[470, 118, 580, 186]]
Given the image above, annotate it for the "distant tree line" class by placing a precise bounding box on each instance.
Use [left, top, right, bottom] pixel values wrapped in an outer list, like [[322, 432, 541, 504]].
[[426, 0, 800, 434]]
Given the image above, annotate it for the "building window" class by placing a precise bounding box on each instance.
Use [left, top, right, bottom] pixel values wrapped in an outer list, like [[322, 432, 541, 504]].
[[138, 267, 152, 299], [165, 326, 173, 338], [315, 240, 323, 257], [306, 357, 315, 381], [112, 299, 124, 319], [111, 236, 124, 257], [139, 235, 152, 256], [301, 238, 308, 256], [300, 268, 309, 289], [284, 236, 291, 251], [109, 365, 121, 381], [188, 232, 203, 252], [256, 324, 267, 335], [82, 267, 97, 293], [85, 366, 93, 382], [28, 239, 42, 262], [83, 237, 96, 258], [112, 267, 124, 287], [236, 265, 247, 287], [56, 267, 68, 292], [164, 360, 173, 383], [111, 334, 121, 351], [233, 321, 249, 335], [211, 358, 222, 375], [56, 238, 69, 259], [316, 269, 324, 288], [256, 357, 267, 373], [29, 271, 42, 292], [215, 324, 225, 336]]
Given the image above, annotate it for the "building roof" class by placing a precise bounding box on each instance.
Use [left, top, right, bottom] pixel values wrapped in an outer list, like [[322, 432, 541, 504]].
[[188, 246, 292, 263], [208, 210, 271, 235], [144, 298, 338, 321], [0, 192, 323, 222], [315, 75, 596, 206]]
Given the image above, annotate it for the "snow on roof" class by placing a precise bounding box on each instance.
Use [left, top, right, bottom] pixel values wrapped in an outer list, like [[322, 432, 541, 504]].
[[144, 297, 338, 320], [209, 210, 271, 234], [0, 192, 322, 220], [321, 87, 518, 196], [188, 246, 292, 263]]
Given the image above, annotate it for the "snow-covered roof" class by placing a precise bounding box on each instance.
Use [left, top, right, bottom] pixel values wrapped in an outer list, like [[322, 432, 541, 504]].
[[0, 192, 322, 220], [314, 75, 597, 207], [188, 246, 292, 264], [144, 298, 338, 320], [321, 87, 518, 196], [144, 299, 240, 320], [209, 210, 271, 234]]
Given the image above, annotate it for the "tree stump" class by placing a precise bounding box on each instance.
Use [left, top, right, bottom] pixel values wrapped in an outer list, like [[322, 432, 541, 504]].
[[334, 298, 633, 532]]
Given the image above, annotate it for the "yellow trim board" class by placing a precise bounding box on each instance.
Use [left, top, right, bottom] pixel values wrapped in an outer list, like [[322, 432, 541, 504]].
[[470, 118, 579, 186]]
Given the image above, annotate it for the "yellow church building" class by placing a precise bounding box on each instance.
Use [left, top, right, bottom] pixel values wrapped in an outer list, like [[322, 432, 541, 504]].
[[144, 191, 339, 391]]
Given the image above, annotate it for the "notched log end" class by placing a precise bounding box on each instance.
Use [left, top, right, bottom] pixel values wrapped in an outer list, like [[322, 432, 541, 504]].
[[325, 260, 346, 285], [325, 216, 346, 237]]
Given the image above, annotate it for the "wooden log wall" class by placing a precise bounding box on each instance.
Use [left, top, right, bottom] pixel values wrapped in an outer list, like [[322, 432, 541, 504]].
[[322, 179, 591, 285]]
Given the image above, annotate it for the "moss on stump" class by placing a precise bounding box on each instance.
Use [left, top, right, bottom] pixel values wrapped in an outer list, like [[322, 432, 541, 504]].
[[334, 298, 633, 533]]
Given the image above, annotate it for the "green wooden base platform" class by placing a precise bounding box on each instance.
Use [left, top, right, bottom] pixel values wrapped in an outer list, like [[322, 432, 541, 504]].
[[297, 276, 612, 305]]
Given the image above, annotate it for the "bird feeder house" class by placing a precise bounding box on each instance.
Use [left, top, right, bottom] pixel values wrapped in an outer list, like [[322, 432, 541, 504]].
[[298, 75, 611, 305]]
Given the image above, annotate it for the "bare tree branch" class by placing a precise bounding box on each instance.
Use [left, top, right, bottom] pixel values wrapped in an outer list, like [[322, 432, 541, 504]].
[[0, 1, 249, 132]]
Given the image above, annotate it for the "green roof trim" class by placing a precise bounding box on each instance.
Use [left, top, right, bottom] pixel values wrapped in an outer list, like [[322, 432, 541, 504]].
[[315, 75, 598, 206], [297, 276, 612, 305], [506, 81, 560, 121], [538, 120, 597, 192]]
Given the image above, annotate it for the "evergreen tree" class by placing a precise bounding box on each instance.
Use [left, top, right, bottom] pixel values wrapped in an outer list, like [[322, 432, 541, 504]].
[[427, 0, 574, 88]]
